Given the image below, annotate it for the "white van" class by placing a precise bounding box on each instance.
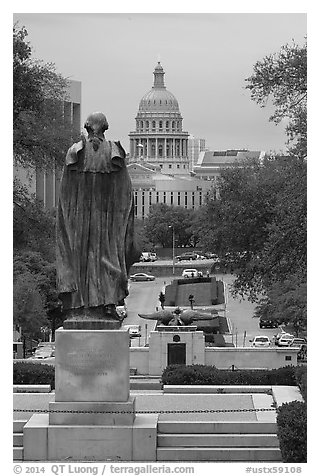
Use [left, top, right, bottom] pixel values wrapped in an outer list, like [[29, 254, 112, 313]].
[[140, 252, 157, 262]]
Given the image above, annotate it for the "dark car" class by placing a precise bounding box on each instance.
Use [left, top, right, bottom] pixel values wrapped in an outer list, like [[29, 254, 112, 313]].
[[259, 317, 279, 329], [176, 252, 199, 261]]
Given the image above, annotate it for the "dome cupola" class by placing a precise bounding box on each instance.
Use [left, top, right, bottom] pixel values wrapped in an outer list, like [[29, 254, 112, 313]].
[[138, 62, 180, 113]]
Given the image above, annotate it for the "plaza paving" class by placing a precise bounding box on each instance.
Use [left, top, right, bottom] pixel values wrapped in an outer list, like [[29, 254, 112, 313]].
[[13, 390, 276, 422]]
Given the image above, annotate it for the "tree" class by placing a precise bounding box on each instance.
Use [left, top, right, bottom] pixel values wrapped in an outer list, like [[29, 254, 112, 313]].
[[133, 218, 154, 254], [144, 204, 195, 247], [254, 273, 307, 336], [13, 178, 56, 259], [14, 250, 60, 310], [13, 23, 77, 170], [246, 40, 307, 158], [196, 156, 307, 302], [13, 272, 49, 356]]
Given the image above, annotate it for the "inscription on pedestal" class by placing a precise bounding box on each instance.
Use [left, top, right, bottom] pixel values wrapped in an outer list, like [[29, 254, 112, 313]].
[[55, 329, 130, 402]]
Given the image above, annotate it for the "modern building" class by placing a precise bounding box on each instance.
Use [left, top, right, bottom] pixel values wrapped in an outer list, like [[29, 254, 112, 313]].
[[128, 62, 189, 175], [14, 80, 81, 208], [193, 149, 266, 181], [188, 135, 206, 172]]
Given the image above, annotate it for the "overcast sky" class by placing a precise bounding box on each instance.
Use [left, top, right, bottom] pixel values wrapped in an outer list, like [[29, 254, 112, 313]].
[[13, 12, 306, 154]]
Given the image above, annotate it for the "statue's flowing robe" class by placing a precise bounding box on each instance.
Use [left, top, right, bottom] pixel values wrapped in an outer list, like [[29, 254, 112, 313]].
[[56, 138, 135, 309]]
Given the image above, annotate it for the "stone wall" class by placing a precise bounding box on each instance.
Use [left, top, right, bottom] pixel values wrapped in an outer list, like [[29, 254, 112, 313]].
[[129, 342, 299, 375], [204, 347, 298, 370]]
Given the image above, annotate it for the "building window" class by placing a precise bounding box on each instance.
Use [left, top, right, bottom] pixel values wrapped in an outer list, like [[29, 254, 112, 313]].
[[152, 121, 156, 130], [146, 120, 149, 129], [142, 191, 145, 205], [172, 121, 175, 130], [134, 192, 138, 217], [158, 144, 163, 157], [142, 206, 145, 219], [166, 120, 169, 129], [159, 120, 162, 130], [169, 164, 172, 169], [163, 192, 166, 204], [156, 192, 159, 203], [177, 164, 180, 169], [177, 192, 181, 206], [170, 192, 174, 205], [159, 164, 163, 168], [199, 191, 202, 206], [192, 192, 195, 207], [184, 192, 188, 207]]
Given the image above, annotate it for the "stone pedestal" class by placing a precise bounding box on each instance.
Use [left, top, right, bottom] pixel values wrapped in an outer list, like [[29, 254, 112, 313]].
[[24, 328, 157, 461], [55, 328, 130, 402]]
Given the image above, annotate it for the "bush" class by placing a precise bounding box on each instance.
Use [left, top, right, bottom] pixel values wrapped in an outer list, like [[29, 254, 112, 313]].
[[161, 364, 297, 386], [277, 401, 307, 462], [294, 365, 307, 401], [13, 362, 55, 389]]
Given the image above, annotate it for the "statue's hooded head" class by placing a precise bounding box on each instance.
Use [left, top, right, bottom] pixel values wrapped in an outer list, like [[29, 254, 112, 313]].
[[84, 112, 109, 151]]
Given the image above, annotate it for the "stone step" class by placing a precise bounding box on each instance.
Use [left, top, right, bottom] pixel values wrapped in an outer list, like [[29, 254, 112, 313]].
[[13, 447, 23, 462], [13, 420, 28, 433], [13, 433, 23, 447], [157, 433, 279, 447], [130, 380, 162, 390], [158, 421, 278, 434], [157, 447, 282, 462]]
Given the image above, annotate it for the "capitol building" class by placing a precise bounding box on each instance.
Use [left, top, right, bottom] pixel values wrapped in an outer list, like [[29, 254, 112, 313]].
[[129, 62, 190, 175], [15, 64, 264, 218], [127, 62, 264, 219], [127, 62, 213, 219]]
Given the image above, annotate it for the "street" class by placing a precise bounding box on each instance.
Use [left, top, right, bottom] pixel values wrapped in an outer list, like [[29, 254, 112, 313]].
[[125, 277, 168, 346]]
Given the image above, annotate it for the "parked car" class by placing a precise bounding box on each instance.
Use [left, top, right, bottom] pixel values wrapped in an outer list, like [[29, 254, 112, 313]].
[[130, 272, 155, 282], [203, 252, 220, 263], [32, 347, 55, 359], [250, 336, 271, 347], [259, 317, 279, 329], [176, 252, 199, 261], [288, 337, 307, 348], [122, 325, 141, 338], [181, 269, 201, 278], [276, 333, 295, 347]]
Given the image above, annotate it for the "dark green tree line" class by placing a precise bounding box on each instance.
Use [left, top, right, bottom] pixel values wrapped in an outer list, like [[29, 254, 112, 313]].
[[246, 40, 307, 158]]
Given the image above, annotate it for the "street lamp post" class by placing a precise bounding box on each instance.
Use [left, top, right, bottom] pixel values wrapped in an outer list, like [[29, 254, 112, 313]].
[[169, 225, 175, 275]]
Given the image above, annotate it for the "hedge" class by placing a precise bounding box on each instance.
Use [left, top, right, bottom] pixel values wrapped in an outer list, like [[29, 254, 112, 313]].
[[294, 365, 307, 401], [161, 364, 298, 386], [13, 362, 55, 389], [277, 401, 307, 462]]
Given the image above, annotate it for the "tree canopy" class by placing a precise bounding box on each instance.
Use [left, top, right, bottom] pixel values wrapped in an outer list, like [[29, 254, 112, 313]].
[[143, 203, 199, 248], [246, 40, 307, 158], [13, 23, 76, 170], [195, 155, 307, 303]]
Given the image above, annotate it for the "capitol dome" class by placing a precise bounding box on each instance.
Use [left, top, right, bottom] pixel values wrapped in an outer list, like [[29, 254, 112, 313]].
[[138, 62, 180, 113], [129, 61, 189, 177]]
